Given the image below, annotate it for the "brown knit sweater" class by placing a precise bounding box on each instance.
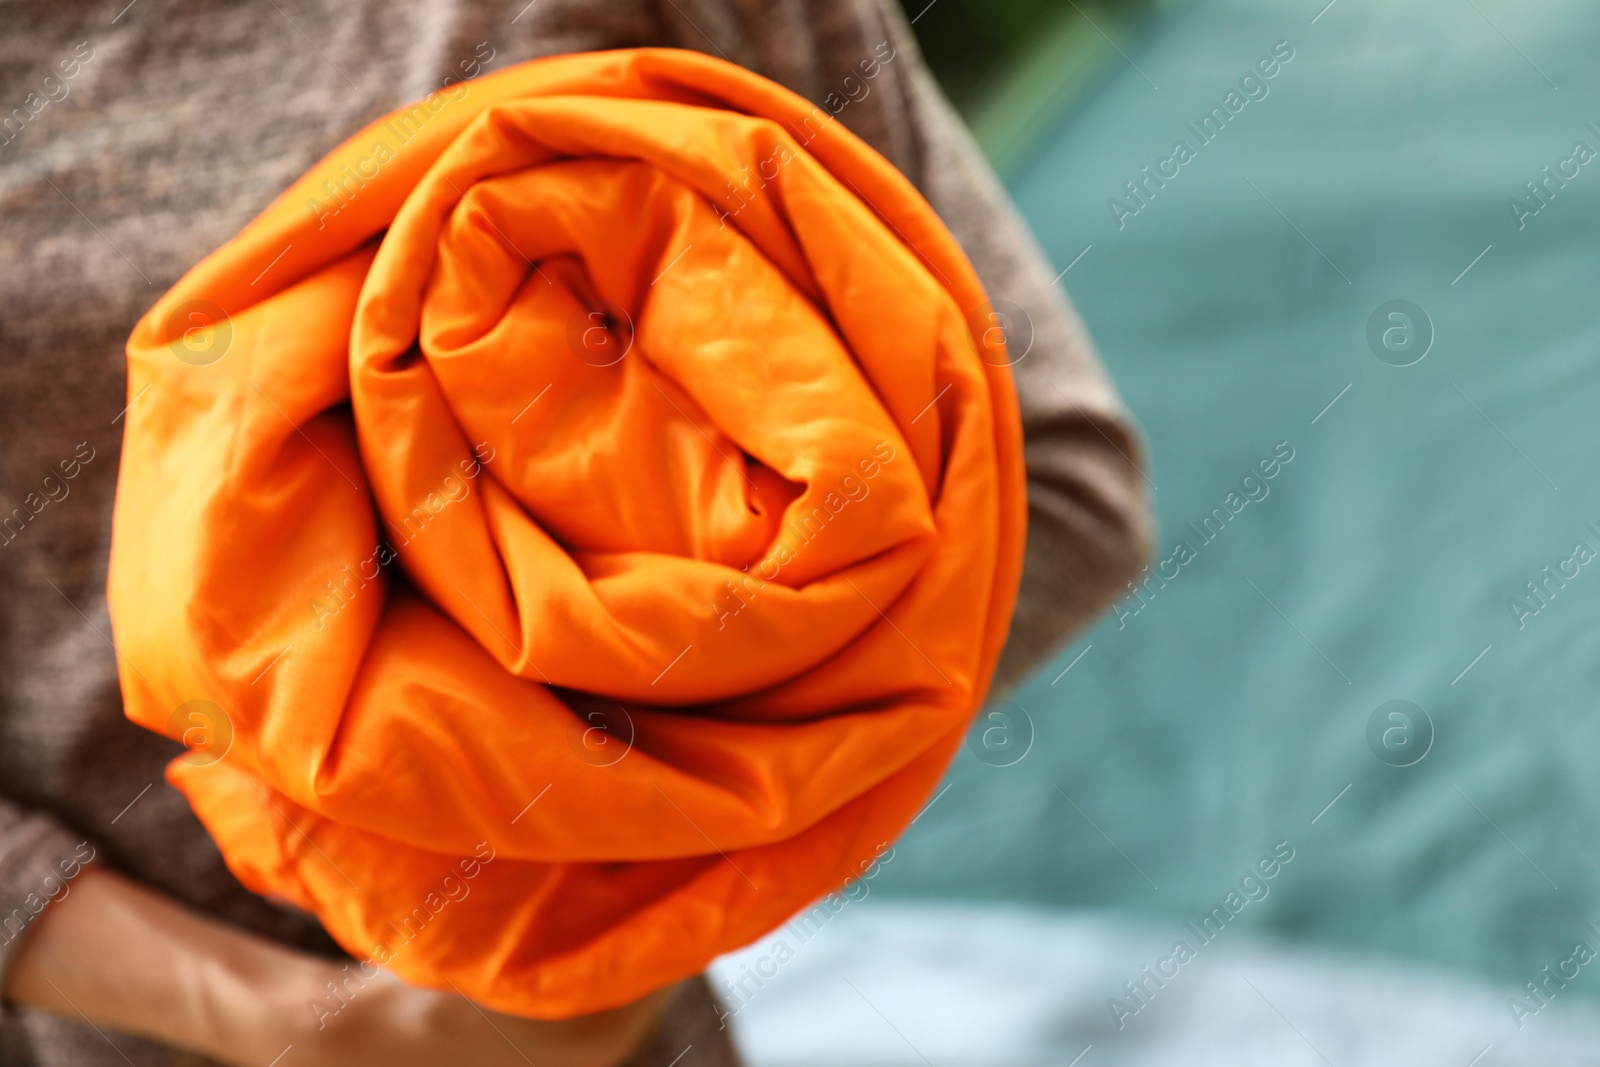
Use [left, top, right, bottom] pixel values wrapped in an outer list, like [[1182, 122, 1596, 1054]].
[[0, 1, 1148, 1062]]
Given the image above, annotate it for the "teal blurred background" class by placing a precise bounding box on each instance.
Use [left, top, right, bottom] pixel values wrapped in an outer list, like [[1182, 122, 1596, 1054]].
[[892, 0, 1600, 998]]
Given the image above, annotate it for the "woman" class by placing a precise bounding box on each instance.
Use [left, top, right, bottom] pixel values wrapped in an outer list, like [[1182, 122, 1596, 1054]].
[[0, 0, 1148, 1062]]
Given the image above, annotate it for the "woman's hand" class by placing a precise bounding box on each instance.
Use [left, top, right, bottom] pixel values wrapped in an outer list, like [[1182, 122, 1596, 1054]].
[[3, 866, 670, 1066], [299, 974, 675, 1067]]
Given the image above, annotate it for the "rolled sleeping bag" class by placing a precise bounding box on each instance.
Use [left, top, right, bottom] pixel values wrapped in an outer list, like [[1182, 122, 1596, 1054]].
[[109, 47, 1026, 1018]]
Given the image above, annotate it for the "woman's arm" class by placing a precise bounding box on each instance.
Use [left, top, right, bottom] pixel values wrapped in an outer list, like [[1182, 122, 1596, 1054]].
[[4, 865, 671, 1067]]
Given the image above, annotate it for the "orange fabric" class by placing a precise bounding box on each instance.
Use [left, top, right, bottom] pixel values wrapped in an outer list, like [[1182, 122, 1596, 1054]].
[[109, 48, 1025, 1017]]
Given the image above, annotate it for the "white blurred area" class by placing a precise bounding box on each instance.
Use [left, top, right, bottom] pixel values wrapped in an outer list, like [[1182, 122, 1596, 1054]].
[[710, 902, 1600, 1066]]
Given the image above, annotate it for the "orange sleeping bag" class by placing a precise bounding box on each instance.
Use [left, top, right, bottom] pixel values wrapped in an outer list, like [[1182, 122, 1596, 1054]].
[[109, 48, 1025, 1017]]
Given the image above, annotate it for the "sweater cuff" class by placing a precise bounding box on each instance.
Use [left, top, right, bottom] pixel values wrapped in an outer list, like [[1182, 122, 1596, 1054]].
[[0, 802, 98, 1000]]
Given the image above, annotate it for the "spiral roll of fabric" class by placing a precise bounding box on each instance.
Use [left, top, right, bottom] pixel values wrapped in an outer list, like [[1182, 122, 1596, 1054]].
[[108, 47, 1025, 1018]]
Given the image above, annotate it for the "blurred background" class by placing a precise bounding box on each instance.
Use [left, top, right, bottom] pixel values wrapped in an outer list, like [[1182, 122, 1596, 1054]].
[[713, 0, 1600, 1062]]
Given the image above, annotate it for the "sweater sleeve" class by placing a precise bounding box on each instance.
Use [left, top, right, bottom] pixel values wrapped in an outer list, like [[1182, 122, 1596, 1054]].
[[0, 801, 97, 1001], [872, 4, 1153, 692]]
